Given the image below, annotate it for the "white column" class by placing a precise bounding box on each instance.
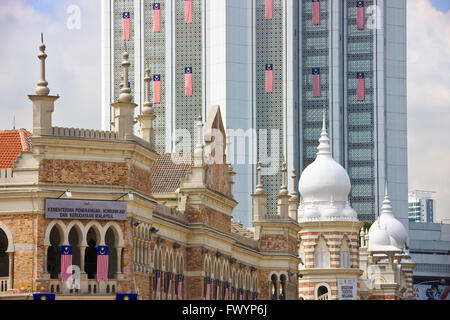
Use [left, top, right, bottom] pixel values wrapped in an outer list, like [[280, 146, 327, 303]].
[[8, 252, 13, 290]]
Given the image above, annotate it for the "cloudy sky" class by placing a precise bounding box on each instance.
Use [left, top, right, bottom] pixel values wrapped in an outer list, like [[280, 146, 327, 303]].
[[0, 0, 449, 222]]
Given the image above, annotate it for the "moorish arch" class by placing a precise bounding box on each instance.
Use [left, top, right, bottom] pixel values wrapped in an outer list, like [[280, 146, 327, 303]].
[[0, 222, 14, 290]]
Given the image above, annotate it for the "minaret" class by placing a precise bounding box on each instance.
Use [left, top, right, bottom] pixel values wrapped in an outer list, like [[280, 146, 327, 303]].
[[136, 68, 156, 147], [252, 162, 268, 229], [277, 162, 289, 218], [288, 169, 299, 221], [29, 33, 59, 136], [110, 48, 137, 139]]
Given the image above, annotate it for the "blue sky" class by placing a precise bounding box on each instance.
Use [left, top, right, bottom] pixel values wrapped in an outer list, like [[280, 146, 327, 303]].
[[431, 0, 450, 12]]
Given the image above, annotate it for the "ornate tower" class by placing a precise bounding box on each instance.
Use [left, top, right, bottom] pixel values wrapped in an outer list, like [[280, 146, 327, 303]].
[[297, 113, 363, 300]]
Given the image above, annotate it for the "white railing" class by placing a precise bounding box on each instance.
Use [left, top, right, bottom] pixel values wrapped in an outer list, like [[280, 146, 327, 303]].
[[318, 293, 329, 300], [52, 127, 117, 140], [49, 279, 117, 295], [0, 278, 9, 292]]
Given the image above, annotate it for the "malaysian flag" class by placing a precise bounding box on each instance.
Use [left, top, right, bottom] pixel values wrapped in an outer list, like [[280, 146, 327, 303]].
[[216, 279, 220, 300], [357, 1, 365, 30], [205, 277, 211, 300], [312, 0, 320, 25], [153, 74, 161, 103], [185, 67, 193, 96], [265, 0, 273, 19], [60, 245, 72, 282], [312, 68, 321, 97], [33, 293, 55, 300], [224, 282, 229, 300], [253, 292, 258, 300], [96, 246, 108, 281], [177, 274, 183, 300], [155, 270, 161, 299], [123, 12, 131, 40], [116, 293, 138, 300], [265, 64, 273, 93], [167, 272, 172, 299], [357, 72, 365, 101], [153, 3, 161, 32], [185, 0, 193, 24], [231, 287, 235, 300], [239, 288, 243, 300]]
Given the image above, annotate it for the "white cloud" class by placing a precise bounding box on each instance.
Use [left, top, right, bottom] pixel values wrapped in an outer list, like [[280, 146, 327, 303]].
[[408, 0, 450, 222]]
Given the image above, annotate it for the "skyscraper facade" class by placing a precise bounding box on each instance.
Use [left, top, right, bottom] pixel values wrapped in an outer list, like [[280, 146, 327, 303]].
[[101, 0, 407, 229]]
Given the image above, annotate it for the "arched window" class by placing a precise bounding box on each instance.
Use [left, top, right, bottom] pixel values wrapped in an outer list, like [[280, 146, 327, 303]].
[[85, 227, 99, 279], [47, 226, 63, 279], [0, 229, 9, 278], [340, 236, 351, 269], [105, 228, 118, 279], [317, 285, 329, 300], [270, 274, 278, 300], [279, 274, 287, 300], [314, 236, 330, 268]]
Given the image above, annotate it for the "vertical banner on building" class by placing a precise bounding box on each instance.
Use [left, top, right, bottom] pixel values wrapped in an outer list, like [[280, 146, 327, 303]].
[[312, 0, 320, 25], [357, 72, 365, 101], [231, 286, 235, 300], [239, 288, 243, 300], [265, 0, 273, 19], [253, 292, 258, 300], [155, 270, 161, 299], [224, 282, 229, 300], [153, 74, 161, 103], [357, 1, 365, 30], [116, 293, 138, 300], [265, 64, 274, 93], [185, 0, 193, 24], [96, 245, 108, 281], [123, 12, 131, 40], [60, 245, 72, 281], [185, 67, 193, 96], [153, 3, 161, 32], [338, 279, 357, 300], [167, 272, 172, 299], [312, 68, 321, 97], [205, 277, 211, 300], [216, 279, 220, 300], [177, 274, 183, 300]]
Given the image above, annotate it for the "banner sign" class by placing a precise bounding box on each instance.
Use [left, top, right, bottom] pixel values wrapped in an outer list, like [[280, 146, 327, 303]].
[[45, 199, 126, 221], [413, 284, 450, 300], [338, 279, 357, 300]]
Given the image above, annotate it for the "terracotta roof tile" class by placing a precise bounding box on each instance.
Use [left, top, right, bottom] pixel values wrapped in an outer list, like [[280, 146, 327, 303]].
[[231, 220, 254, 239], [151, 153, 193, 194], [0, 129, 32, 169]]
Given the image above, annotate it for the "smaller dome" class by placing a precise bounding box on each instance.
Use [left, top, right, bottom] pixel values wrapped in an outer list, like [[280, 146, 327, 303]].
[[304, 202, 320, 218], [342, 201, 358, 219], [368, 224, 391, 248], [323, 197, 340, 218]]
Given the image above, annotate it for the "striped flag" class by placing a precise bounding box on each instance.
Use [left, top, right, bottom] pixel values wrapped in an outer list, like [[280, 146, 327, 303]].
[[153, 3, 161, 32], [96, 245, 108, 281], [357, 72, 365, 101], [185, 67, 193, 96], [155, 270, 161, 299], [312, 0, 320, 25], [167, 272, 172, 299], [253, 292, 258, 300], [123, 12, 131, 40], [357, 1, 365, 30], [231, 286, 235, 300], [185, 0, 193, 24], [265, 64, 273, 93], [153, 74, 161, 103], [265, 0, 273, 19], [312, 68, 321, 97], [177, 274, 183, 300], [205, 277, 211, 300], [216, 279, 220, 300], [224, 282, 229, 300], [239, 288, 243, 300], [60, 245, 72, 281]]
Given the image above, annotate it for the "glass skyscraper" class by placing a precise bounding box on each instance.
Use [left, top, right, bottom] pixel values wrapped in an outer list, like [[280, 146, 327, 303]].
[[101, 0, 408, 229]]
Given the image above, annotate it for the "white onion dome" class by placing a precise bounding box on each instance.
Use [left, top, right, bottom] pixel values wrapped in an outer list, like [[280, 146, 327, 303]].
[[304, 201, 320, 218], [342, 200, 358, 219], [323, 196, 339, 218], [298, 116, 351, 202], [368, 222, 391, 247]]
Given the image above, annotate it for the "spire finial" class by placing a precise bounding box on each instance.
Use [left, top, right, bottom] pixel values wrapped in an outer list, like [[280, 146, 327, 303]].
[[280, 162, 288, 195], [142, 67, 153, 115], [381, 181, 393, 216], [316, 108, 331, 156], [118, 48, 132, 103], [290, 169, 299, 198], [196, 115, 203, 149], [255, 162, 264, 194], [36, 33, 50, 96], [225, 135, 232, 165]]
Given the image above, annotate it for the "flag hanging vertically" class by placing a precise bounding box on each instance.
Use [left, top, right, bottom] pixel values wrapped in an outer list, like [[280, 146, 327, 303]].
[[155, 270, 161, 299], [153, 74, 161, 103], [153, 3, 161, 32], [224, 282, 229, 300], [357, 72, 365, 101], [253, 292, 258, 300], [60, 245, 72, 282], [33, 293, 56, 300], [177, 274, 183, 300], [185, 0, 193, 24], [123, 12, 131, 40], [167, 272, 172, 299], [357, 1, 365, 30], [205, 277, 211, 300], [265, 64, 274, 93], [185, 67, 193, 96], [312, 68, 321, 97], [239, 288, 243, 300], [265, 0, 273, 19], [116, 293, 138, 300], [312, 0, 320, 25], [231, 286, 235, 300], [96, 245, 108, 281], [216, 279, 220, 300]]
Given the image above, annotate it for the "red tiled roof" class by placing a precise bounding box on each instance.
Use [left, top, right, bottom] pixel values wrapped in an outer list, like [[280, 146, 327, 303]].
[[0, 129, 32, 169], [151, 153, 193, 194]]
